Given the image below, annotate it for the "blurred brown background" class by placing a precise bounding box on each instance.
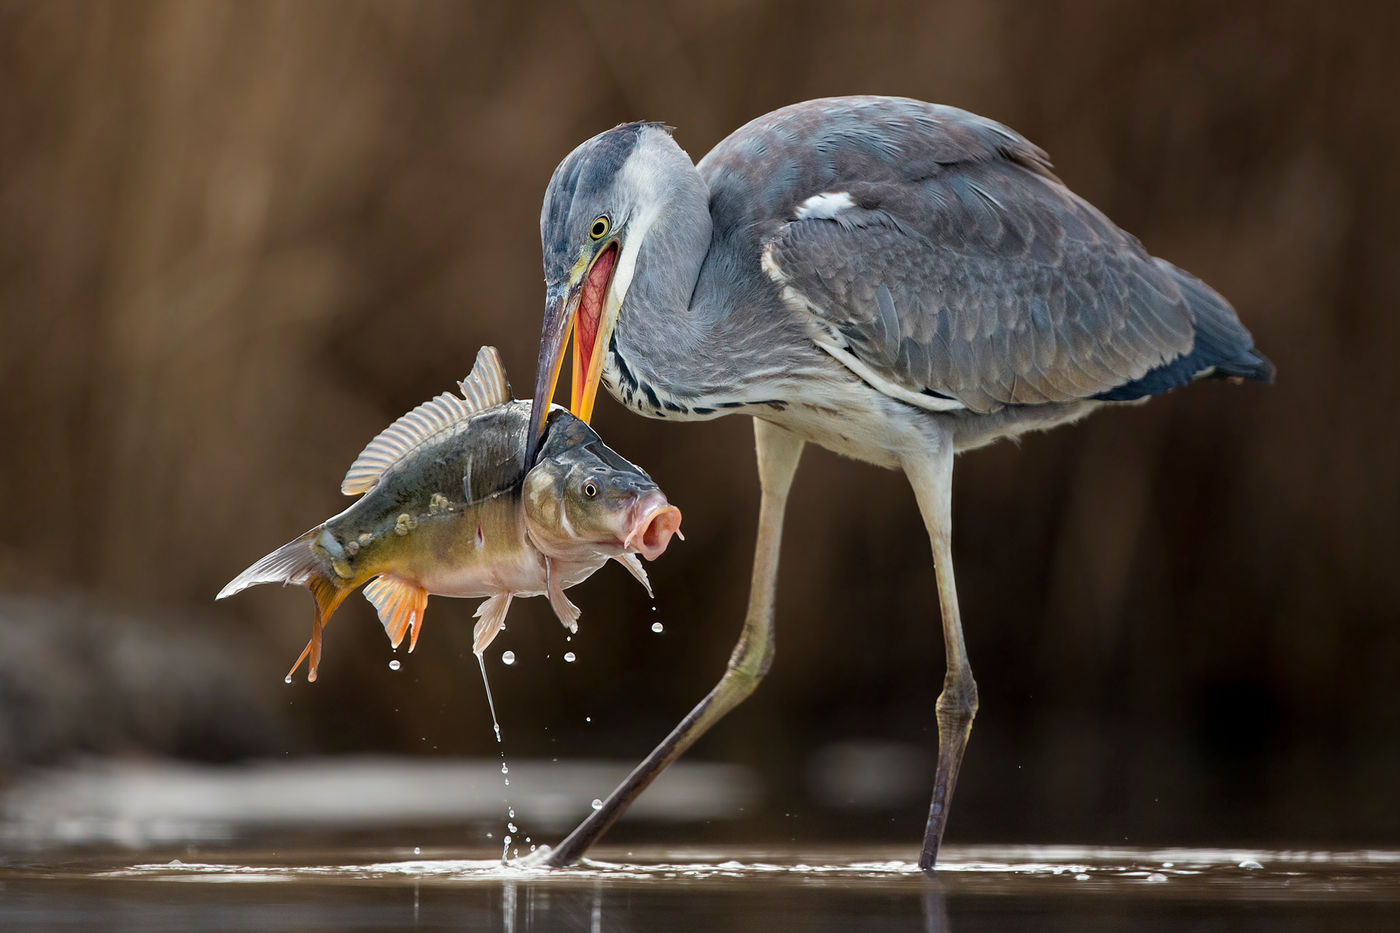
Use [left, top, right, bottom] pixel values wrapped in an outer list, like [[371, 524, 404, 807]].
[[1, 0, 1396, 848]]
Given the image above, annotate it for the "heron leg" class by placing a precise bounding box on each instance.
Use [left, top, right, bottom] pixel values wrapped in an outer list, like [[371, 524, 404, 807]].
[[541, 418, 805, 867], [905, 435, 978, 870]]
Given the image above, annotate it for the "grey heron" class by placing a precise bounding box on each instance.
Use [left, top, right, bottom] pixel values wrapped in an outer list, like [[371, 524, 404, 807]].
[[525, 96, 1272, 869]]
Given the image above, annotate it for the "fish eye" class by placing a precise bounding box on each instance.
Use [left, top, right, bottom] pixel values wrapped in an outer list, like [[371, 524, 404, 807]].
[[589, 216, 610, 240], [583, 480, 598, 498]]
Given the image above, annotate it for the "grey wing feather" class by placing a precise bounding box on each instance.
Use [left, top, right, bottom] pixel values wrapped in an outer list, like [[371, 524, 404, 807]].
[[701, 97, 1254, 412], [763, 153, 1197, 411]]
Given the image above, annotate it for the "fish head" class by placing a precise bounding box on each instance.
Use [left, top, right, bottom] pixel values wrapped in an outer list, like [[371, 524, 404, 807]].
[[523, 413, 682, 563]]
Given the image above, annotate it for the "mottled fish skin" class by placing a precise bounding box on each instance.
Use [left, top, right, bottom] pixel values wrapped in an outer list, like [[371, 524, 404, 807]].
[[318, 402, 542, 600], [218, 351, 682, 684]]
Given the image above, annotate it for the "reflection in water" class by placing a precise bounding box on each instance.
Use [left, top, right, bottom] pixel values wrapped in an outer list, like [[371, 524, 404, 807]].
[[502, 880, 515, 933], [923, 887, 948, 933]]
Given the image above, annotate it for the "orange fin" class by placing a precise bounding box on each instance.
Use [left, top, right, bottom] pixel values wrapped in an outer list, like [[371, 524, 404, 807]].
[[288, 569, 346, 683], [286, 617, 323, 683], [363, 575, 429, 651]]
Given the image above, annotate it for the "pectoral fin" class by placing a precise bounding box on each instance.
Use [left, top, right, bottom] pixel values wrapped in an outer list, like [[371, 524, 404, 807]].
[[613, 553, 653, 598], [545, 557, 581, 632], [363, 575, 429, 651], [472, 593, 513, 655]]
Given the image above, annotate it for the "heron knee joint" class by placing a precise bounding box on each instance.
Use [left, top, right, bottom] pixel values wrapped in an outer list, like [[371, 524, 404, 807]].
[[721, 657, 769, 700], [936, 677, 979, 723]]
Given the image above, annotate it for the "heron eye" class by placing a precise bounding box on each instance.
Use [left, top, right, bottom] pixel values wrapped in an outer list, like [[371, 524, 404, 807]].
[[583, 481, 598, 498], [589, 216, 610, 240]]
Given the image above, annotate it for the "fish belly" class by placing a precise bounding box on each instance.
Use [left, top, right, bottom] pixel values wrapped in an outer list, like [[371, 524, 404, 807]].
[[405, 508, 550, 599]]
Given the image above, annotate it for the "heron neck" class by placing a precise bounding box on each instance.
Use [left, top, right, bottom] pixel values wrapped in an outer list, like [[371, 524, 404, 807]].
[[608, 168, 734, 408]]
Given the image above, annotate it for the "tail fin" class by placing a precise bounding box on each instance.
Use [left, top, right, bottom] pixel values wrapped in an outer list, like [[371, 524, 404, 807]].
[[217, 528, 352, 683]]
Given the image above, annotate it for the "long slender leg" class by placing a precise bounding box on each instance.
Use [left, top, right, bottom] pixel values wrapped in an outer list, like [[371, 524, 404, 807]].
[[541, 419, 805, 867], [905, 434, 978, 870]]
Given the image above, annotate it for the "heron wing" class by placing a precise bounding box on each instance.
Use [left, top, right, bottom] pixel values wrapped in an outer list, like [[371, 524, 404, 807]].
[[701, 97, 1258, 412]]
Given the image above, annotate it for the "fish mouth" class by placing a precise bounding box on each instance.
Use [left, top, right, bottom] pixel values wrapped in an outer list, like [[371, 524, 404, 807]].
[[624, 494, 683, 561]]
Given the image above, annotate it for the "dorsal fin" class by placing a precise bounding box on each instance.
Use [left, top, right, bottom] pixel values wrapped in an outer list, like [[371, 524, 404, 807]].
[[457, 345, 511, 411], [341, 346, 512, 496]]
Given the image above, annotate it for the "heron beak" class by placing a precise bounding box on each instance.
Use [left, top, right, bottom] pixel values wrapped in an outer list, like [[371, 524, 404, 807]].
[[528, 278, 579, 463], [528, 242, 620, 461]]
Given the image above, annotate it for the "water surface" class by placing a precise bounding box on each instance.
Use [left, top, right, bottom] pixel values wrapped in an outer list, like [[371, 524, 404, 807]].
[[4, 844, 1397, 931]]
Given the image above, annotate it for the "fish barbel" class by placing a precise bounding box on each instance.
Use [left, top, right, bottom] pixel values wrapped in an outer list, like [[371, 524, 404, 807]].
[[217, 346, 683, 681]]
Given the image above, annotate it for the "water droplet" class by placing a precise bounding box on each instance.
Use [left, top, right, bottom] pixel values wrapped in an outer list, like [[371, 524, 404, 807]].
[[503, 778, 509, 785], [591, 798, 603, 810], [485, 832, 492, 839], [585, 716, 591, 723], [501, 650, 516, 666], [651, 622, 664, 634], [1238, 859, 1263, 871], [564, 651, 576, 663], [508, 822, 518, 833], [503, 835, 512, 845], [508, 808, 515, 819], [284, 675, 293, 685], [413, 847, 421, 855], [1074, 873, 1090, 881], [500, 763, 509, 775], [389, 659, 401, 671]]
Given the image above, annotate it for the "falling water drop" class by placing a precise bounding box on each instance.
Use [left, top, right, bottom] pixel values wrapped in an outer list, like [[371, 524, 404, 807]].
[[501, 763, 509, 775], [508, 808, 515, 819], [501, 650, 516, 666], [585, 716, 591, 723], [389, 659, 401, 671], [563, 651, 576, 663], [651, 622, 664, 634], [508, 822, 518, 833], [413, 847, 421, 855], [591, 798, 603, 810]]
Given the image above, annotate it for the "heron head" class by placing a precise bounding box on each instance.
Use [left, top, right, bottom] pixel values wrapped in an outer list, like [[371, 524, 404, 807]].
[[528, 121, 699, 459]]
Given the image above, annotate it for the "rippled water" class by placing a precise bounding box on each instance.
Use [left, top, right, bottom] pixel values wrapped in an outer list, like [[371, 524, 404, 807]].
[[4, 844, 1397, 931]]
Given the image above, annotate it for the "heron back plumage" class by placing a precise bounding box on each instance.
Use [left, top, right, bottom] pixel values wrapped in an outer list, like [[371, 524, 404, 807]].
[[696, 97, 1271, 413]]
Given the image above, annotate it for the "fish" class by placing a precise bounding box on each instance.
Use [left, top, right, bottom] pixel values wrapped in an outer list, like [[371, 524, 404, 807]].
[[217, 346, 683, 682]]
